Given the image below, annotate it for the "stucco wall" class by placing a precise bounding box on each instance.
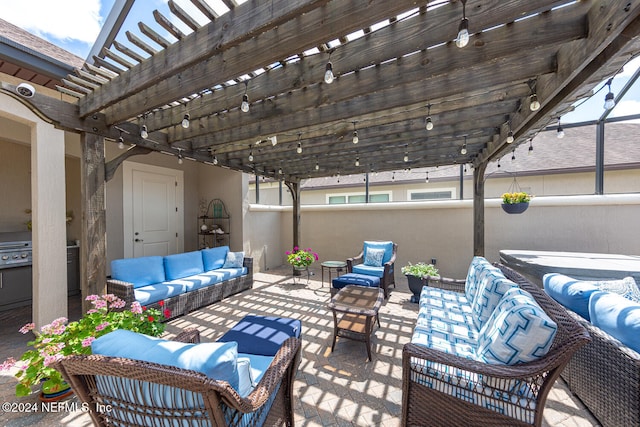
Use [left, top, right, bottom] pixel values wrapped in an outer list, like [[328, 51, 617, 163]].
[[247, 195, 640, 279]]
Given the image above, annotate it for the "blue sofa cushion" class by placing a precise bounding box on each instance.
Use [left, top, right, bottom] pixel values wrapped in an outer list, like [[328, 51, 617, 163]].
[[111, 256, 166, 289], [543, 273, 600, 321], [164, 251, 205, 280], [352, 264, 385, 278], [164, 274, 217, 292], [217, 315, 301, 357], [363, 241, 394, 264], [92, 329, 240, 392], [477, 287, 557, 365], [332, 273, 381, 289], [470, 272, 516, 330], [589, 292, 640, 354], [201, 246, 229, 271], [464, 256, 493, 302], [134, 282, 186, 306]]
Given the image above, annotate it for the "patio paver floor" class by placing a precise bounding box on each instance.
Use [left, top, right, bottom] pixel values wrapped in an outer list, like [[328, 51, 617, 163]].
[[0, 266, 601, 426]]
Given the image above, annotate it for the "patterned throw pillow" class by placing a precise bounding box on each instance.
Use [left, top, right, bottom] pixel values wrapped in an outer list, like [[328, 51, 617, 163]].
[[364, 248, 385, 267], [223, 251, 245, 268], [476, 287, 557, 365], [591, 277, 640, 303]]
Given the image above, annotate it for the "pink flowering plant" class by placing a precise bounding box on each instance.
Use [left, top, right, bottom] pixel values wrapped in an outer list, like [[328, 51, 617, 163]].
[[1, 294, 169, 397], [286, 246, 319, 268]]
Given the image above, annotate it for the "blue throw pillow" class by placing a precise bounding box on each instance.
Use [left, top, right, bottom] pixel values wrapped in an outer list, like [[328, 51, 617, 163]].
[[92, 329, 239, 391], [589, 292, 640, 354], [223, 251, 244, 268], [364, 248, 385, 267], [543, 273, 599, 321]]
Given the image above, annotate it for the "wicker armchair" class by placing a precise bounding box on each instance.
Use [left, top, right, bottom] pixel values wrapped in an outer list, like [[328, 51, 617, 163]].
[[347, 241, 397, 298], [53, 329, 301, 427], [402, 263, 591, 427]]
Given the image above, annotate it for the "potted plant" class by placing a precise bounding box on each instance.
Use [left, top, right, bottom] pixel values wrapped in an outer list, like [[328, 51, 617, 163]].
[[401, 262, 439, 303], [0, 294, 170, 399], [501, 192, 532, 214], [286, 246, 319, 270]]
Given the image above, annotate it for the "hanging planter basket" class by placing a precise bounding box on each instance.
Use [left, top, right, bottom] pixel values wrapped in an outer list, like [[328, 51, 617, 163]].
[[501, 202, 529, 214]]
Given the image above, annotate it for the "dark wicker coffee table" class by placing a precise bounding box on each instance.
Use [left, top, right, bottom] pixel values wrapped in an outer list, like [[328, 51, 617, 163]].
[[328, 285, 384, 361]]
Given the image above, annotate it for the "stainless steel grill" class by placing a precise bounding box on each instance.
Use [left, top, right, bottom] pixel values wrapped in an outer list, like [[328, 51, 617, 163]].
[[0, 231, 32, 269]]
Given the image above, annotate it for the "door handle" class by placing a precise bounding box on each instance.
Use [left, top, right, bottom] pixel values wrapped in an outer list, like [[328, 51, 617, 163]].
[[135, 238, 144, 242]]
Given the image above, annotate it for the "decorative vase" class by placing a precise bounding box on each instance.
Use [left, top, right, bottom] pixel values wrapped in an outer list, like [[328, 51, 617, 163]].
[[406, 275, 426, 303], [501, 202, 529, 214]]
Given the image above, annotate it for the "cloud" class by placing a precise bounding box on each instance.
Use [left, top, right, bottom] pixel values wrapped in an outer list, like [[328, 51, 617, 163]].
[[1, 0, 103, 44], [611, 100, 640, 122]]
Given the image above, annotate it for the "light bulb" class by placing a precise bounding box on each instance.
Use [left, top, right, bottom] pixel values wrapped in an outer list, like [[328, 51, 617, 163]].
[[278, 167, 283, 175], [248, 151, 254, 162], [604, 91, 615, 110], [140, 125, 148, 139], [529, 94, 540, 111], [355, 157, 360, 167], [352, 130, 359, 144], [557, 126, 565, 139], [181, 114, 190, 129], [241, 94, 250, 113], [528, 144, 533, 155], [315, 162, 319, 170], [456, 18, 469, 48], [425, 116, 433, 130], [425, 173, 429, 183], [296, 142, 302, 154], [403, 153, 409, 162], [118, 136, 125, 149], [506, 130, 514, 143], [213, 156, 218, 165], [178, 155, 183, 165], [461, 145, 467, 155], [324, 62, 334, 84]]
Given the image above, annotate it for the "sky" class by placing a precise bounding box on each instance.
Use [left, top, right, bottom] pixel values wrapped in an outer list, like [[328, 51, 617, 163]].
[[0, 0, 638, 125]]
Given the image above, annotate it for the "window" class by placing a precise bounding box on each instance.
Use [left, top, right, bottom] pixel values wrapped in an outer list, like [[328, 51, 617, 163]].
[[408, 189, 455, 200], [327, 192, 391, 204]]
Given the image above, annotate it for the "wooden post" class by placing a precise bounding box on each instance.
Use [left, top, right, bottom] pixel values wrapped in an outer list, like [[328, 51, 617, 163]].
[[285, 180, 301, 276], [80, 133, 107, 312], [473, 161, 487, 257]]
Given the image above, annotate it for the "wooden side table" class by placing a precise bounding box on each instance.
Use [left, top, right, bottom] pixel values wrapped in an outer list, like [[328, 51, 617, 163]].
[[321, 260, 347, 287], [328, 285, 384, 361]]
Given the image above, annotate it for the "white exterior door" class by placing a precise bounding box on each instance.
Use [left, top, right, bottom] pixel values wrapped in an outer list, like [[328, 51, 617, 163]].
[[123, 162, 184, 258]]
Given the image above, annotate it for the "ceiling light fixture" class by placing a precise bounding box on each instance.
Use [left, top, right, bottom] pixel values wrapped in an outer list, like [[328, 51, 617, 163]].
[[461, 136, 468, 155], [604, 78, 616, 110], [425, 104, 434, 130], [181, 113, 190, 129], [241, 81, 250, 113], [557, 118, 565, 139], [456, 0, 470, 48]]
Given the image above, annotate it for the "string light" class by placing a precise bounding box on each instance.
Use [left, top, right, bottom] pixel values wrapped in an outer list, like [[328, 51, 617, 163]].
[[425, 171, 429, 183], [140, 125, 148, 139], [248, 147, 254, 162], [117, 131, 125, 149], [506, 120, 514, 143], [352, 122, 359, 144], [296, 133, 303, 154], [557, 118, 565, 139], [528, 139, 533, 155], [604, 78, 615, 110], [511, 148, 516, 161], [177, 148, 183, 165], [528, 79, 540, 111], [355, 156, 360, 167], [425, 104, 434, 130], [456, 0, 469, 48], [241, 81, 250, 113], [181, 114, 190, 129], [315, 159, 320, 170], [403, 145, 409, 162], [461, 136, 467, 155], [324, 52, 334, 84]]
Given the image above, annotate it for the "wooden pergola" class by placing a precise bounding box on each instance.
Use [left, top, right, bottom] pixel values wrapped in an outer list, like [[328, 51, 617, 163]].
[[2, 0, 640, 302]]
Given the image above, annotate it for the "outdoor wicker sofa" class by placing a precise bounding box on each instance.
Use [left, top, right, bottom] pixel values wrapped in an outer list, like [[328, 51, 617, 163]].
[[107, 246, 253, 320], [54, 323, 302, 427], [402, 261, 590, 427]]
